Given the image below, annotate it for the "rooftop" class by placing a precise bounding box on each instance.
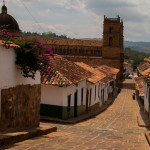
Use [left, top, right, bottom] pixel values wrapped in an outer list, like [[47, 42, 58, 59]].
[[97, 65, 119, 85], [144, 57, 150, 63], [135, 77, 145, 96], [0, 40, 19, 48], [97, 65, 119, 75], [75, 62, 106, 84], [41, 55, 92, 86], [42, 38, 103, 47], [137, 63, 150, 76]]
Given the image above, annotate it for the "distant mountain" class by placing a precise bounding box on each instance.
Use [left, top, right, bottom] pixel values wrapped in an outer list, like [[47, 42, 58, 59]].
[[124, 41, 150, 53], [81, 38, 102, 41], [81, 38, 150, 54]]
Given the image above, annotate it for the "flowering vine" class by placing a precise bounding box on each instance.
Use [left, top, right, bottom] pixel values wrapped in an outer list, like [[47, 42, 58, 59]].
[[0, 29, 55, 79]]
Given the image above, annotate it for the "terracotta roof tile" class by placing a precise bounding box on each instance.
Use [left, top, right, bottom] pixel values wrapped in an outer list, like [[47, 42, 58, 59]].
[[137, 63, 150, 76], [97, 65, 119, 75], [0, 40, 19, 48], [75, 62, 106, 84], [124, 62, 128, 65], [42, 38, 103, 47], [135, 77, 145, 96], [41, 55, 92, 86], [96, 65, 119, 85], [100, 76, 113, 85], [144, 57, 150, 63]]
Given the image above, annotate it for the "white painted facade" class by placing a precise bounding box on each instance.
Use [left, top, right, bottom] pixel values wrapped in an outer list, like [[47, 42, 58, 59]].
[[100, 83, 109, 103], [144, 82, 149, 114], [86, 81, 102, 108], [0, 45, 40, 117], [0, 46, 40, 90], [41, 80, 87, 107], [41, 67, 117, 116]]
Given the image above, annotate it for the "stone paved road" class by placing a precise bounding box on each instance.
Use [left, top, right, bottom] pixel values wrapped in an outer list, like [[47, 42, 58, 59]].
[[2, 89, 150, 150]]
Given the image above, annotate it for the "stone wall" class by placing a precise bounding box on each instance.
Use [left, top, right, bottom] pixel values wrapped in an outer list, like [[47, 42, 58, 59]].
[[0, 84, 41, 131], [50, 45, 102, 57]]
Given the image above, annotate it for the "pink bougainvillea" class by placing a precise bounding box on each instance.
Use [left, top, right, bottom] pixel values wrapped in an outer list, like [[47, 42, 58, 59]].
[[0, 29, 55, 79]]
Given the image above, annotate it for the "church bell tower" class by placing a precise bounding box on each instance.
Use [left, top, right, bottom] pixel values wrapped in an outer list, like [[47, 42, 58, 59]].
[[102, 15, 124, 80], [102, 15, 123, 59]]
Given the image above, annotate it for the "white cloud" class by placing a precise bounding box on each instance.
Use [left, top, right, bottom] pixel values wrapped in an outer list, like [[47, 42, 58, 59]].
[[3, 0, 150, 41]]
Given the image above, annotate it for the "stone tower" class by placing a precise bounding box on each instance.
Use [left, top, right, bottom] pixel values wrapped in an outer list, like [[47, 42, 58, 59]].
[[102, 15, 123, 58], [102, 15, 124, 80]]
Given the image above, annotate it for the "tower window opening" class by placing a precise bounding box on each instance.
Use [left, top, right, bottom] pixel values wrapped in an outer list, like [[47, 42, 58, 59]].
[[109, 27, 113, 33], [109, 37, 113, 46]]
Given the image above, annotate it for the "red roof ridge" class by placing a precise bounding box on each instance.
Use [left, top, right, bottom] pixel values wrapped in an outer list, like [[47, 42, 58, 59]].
[[75, 62, 106, 84], [41, 38, 103, 47]]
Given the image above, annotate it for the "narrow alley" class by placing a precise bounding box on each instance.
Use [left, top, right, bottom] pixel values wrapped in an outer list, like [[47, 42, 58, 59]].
[[2, 81, 150, 150]]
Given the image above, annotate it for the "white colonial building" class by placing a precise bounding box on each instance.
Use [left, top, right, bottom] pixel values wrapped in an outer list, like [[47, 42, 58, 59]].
[[41, 55, 92, 119]]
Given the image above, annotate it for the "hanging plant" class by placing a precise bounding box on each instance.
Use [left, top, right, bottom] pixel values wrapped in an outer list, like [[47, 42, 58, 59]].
[[0, 29, 54, 79]]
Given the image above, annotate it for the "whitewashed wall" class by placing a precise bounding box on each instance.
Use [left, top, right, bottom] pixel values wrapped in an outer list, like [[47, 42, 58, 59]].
[[99, 83, 109, 104], [104, 84, 109, 102], [63, 80, 87, 106], [0, 46, 40, 90], [87, 81, 102, 108], [41, 80, 87, 107], [0, 45, 40, 117], [41, 84, 64, 106], [144, 82, 149, 113]]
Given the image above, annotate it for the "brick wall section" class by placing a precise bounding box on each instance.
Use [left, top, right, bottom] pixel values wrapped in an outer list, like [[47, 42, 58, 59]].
[[102, 47, 121, 58], [0, 84, 41, 131]]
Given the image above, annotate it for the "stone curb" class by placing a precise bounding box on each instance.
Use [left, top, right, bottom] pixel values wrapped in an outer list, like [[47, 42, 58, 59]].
[[0, 126, 57, 147], [145, 132, 150, 146], [136, 96, 150, 127], [137, 112, 150, 127]]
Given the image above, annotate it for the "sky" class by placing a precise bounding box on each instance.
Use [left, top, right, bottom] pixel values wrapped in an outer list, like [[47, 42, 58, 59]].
[[4, 0, 150, 42]]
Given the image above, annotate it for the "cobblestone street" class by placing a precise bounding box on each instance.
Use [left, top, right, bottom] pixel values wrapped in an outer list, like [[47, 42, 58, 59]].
[[2, 88, 150, 150]]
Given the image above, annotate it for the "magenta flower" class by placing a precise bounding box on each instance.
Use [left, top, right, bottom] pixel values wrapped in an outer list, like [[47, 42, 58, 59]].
[[47, 70, 50, 74], [40, 44, 43, 47]]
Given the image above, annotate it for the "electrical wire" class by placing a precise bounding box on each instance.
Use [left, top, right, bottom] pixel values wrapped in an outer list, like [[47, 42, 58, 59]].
[[18, 0, 45, 33]]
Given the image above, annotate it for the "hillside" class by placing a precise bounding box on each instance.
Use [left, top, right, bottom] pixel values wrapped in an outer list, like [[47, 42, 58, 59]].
[[82, 38, 150, 54], [124, 48, 150, 70], [124, 41, 150, 53]]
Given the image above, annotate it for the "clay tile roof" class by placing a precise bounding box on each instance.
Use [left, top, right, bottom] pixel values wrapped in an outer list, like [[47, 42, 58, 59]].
[[0, 40, 19, 48], [135, 77, 145, 96], [75, 62, 106, 84], [41, 55, 92, 86], [96, 65, 119, 85], [137, 63, 150, 76], [124, 62, 128, 65], [97, 65, 119, 75], [41, 38, 103, 47], [144, 57, 150, 63]]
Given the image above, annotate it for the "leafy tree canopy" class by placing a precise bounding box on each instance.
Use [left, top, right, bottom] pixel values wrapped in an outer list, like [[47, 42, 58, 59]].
[[21, 31, 69, 39], [124, 48, 150, 70]]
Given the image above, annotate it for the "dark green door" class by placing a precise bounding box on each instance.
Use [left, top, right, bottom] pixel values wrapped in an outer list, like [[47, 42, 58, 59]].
[[74, 91, 78, 117]]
